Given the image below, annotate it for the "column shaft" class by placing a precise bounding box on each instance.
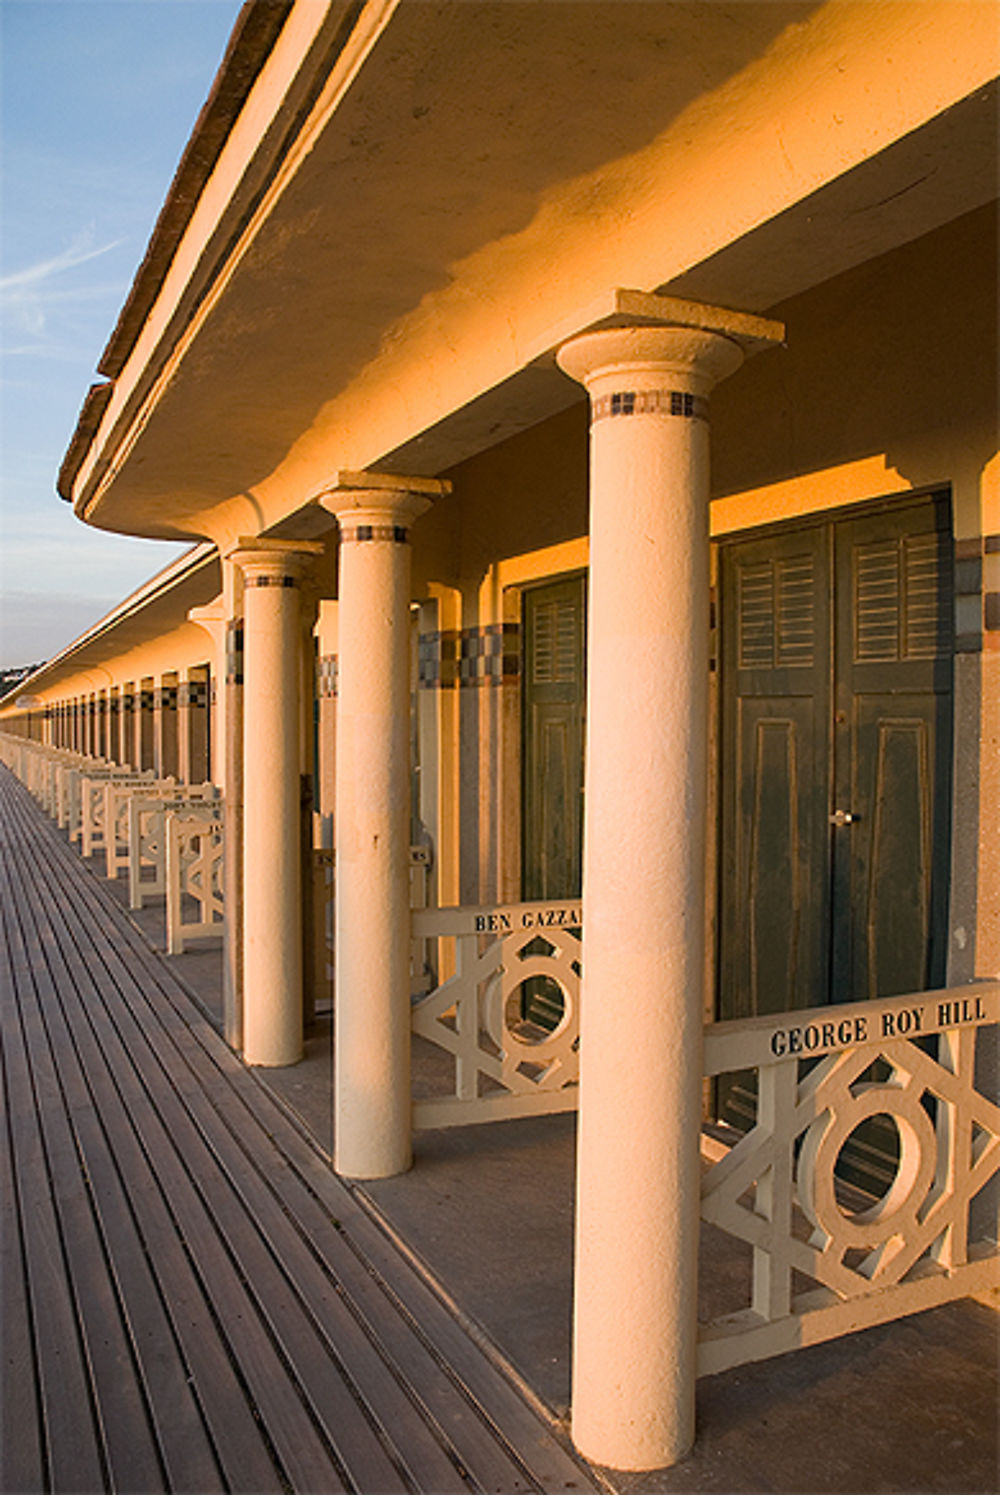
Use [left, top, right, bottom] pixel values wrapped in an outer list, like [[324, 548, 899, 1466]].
[[338, 524, 412, 1175], [224, 604, 245, 1047], [231, 542, 323, 1067], [557, 321, 761, 1471], [320, 474, 447, 1179]]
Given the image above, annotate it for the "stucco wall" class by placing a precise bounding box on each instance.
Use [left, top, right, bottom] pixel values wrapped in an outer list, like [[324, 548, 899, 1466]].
[[428, 204, 997, 978]]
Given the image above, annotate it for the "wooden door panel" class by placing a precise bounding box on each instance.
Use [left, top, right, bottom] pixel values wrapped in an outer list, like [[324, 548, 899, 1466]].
[[717, 496, 953, 1192], [725, 699, 828, 1017], [718, 526, 831, 1022], [529, 707, 578, 900], [522, 577, 586, 903], [833, 500, 953, 1002], [842, 697, 949, 1000]]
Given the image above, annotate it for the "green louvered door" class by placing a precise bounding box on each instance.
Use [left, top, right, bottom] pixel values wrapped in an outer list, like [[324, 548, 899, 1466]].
[[718, 522, 833, 1025], [522, 576, 586, 1030], [831, 503, 953, 1002], [718, 496, 953, 1167], [522, 576, 587, 902]]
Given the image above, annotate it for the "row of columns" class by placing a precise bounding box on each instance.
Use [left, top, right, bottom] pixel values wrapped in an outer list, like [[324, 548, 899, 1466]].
[[7, 308, 769, 1474], [44, 672, 211, 780], [224, 474, 448, 1187], [0, 304, 772, 1472], [224, 310, 770, 1472]]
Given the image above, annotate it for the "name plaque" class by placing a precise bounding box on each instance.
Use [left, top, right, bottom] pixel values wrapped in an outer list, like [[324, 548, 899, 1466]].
[[411, 900, 582, 940], [704, 983, 1000, 1078]]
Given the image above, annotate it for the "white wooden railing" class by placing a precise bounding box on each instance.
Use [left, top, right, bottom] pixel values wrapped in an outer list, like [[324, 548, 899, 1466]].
[[165, 810, 224, 954], [698, 984, 1000, 1374], [127, 789, 219, 909], [312, 845, 437, 1000], [4, 735, 996, 1379], [410, 900, 582, 1129], [81, 772, 165, 860], [0, 737, 224, 963]]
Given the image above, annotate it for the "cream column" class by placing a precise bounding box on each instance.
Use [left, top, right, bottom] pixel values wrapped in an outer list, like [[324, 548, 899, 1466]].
[[118, 686, 133, 765], [190, 596, 240, 1039], [228, 540, 324, 1067], [557, 310, 781, 1472], [319, 471, 449, 1180], [177, 671, 193, 784], [188, 603, 228, 792]]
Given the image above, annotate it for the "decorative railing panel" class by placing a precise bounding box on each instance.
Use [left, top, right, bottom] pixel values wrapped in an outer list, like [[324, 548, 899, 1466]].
[[410, 901, 582, 1129], [165, 811, 224, 954], [127, 792, 218, 909], [103, 779, 212, 879], [312, 846, 438, 1001], [81, 772, 163, 860], [699, 985, 1000, 1375], [65, 765, 135, 843]]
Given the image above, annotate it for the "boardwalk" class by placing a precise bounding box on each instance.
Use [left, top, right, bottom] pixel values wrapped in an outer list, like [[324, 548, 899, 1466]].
[[0, 764, 595, 1495]]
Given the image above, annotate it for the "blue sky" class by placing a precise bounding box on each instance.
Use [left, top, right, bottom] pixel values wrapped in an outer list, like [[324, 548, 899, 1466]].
[[0, 0, 242, 668]]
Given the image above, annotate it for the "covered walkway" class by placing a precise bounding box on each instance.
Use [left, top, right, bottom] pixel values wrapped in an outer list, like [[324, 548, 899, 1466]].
[[0, 762, 594, 1494]]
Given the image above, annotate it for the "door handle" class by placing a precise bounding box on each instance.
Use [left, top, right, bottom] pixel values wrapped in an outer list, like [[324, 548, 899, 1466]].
[[829, 809, 858, 826]]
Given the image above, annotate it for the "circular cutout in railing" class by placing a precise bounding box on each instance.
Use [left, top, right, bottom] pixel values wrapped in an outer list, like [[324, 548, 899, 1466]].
[[505, 976, 566, 1043], [833, 1112, 902, 1217], [797, 1083, 936, 1254]]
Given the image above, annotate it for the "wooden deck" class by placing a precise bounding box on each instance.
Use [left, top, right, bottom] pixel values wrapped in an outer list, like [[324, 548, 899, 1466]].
[[0, 764, 595, 1495]]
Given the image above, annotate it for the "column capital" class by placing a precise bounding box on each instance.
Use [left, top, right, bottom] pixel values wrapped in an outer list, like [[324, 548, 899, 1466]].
[[226, 538, 325, 586], [557, 324, 750, 411], [317, 470, 451, 540]]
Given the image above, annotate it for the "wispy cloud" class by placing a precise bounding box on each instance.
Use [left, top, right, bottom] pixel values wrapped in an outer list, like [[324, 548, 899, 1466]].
[[0, 236, 122, 295], [1, 232, 123, 348]]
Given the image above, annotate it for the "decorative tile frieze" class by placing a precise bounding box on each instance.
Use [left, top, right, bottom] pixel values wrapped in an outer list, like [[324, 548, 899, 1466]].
[[339, 522, 410, 545], [418, 631, 458, 689], [225, 620, 244, 685], [460, 624, 521, 687], [153, 687, 178, 710], [317, 654, 339, 698], [953, 532, 1000, 653], [178, 681, 209, 708], [985, 592, 1000, 632], [592, 388, 709, 424], [244, 574, 297, 588], [418, 624, 520, 689]]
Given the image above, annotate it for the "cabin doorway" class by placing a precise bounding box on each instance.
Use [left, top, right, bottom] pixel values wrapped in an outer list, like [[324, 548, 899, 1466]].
[[716, 493, 954, 1180]]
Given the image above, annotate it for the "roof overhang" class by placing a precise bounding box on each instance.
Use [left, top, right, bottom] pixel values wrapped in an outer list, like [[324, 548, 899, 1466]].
[[60, 0, 999, 550]]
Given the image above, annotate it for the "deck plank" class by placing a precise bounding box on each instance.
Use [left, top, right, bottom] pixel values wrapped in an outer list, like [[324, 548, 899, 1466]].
[[0, 1016, 45, 1495], [34, 802, 569, 1493], [7, 848, 231, 1493], [2, 884, 167, 1494], [5, 814, 346, 1493], [0, 902, 107, 1493], [16, 838, 400, 1493], [0, 761, 596, 1495], [69, 854, 585, 1491]]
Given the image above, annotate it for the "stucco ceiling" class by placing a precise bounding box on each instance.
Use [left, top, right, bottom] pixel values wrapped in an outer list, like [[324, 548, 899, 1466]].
[[69, 1, 998, 546]]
